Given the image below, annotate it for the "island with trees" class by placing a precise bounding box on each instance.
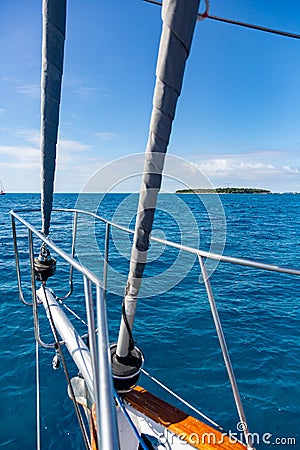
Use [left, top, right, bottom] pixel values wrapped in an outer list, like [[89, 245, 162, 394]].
[[175, 187, 271, 194]]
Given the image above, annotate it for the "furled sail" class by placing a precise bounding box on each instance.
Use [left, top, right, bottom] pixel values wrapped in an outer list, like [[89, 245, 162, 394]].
[[40, 0, 66, 236], [116, 0, 200, 357]]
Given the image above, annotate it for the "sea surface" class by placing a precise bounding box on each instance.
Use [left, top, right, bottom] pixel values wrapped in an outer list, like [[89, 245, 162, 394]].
[[0, 193, 299, 449]]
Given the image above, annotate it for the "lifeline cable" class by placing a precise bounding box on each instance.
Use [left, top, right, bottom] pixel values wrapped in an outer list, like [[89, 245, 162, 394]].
[[141, 368, 224, 431], [36, 340, 41, 450]]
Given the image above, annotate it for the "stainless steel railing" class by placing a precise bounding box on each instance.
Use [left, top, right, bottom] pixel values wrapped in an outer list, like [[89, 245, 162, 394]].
[[11, 208, 119, 450], [11, 207, 300, 450]]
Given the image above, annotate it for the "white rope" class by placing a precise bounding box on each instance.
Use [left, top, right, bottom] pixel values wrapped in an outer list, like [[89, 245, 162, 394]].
[[36, 340, 41, 450], [141, 368, 224, 431]]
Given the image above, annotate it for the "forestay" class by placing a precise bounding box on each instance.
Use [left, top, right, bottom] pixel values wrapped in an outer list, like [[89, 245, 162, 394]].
[[117, 0, 201, 358], [40, 0, 66, 236]]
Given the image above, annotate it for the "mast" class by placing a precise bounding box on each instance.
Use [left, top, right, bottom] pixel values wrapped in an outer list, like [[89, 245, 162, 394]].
[[40, 0, 66, 236], [116, 0, 201, 358]]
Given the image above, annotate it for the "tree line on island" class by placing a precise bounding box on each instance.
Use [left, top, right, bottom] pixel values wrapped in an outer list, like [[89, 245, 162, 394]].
[[176, 187, 271, 194]]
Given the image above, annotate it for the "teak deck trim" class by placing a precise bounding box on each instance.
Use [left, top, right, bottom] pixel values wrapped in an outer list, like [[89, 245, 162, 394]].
[[125, 386, 247, 450]]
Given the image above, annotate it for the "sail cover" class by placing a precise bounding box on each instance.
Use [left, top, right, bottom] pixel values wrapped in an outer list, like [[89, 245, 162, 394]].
[[40, 0, 66, 235], [117, 0, 200, 357]]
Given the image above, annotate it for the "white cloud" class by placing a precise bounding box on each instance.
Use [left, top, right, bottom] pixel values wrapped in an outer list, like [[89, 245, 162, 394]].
[[63, 76, 112, 102], [94, 132, 117, 141], [15, 129, 40, 145], [58, 139, 91, 152], [3, 127, 299, 193], [55, 139, 92, 172], [283, 165, 299, 174], [0, 144, 40, 169], [73, 86, 99, 98], [189, 150, 300, 191], [195, 158, 278, 177], [0, 129, 92, 174], [7, 129, 91, 152], [18, 84, 40, 97]]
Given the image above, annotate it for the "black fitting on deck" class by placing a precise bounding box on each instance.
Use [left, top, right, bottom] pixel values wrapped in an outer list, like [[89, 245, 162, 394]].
[[34, 243, 56, 282], [110, 343, 144, 394]]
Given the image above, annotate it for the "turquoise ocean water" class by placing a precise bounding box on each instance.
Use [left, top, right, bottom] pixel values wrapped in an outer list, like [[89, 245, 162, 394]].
[[1, 193, 299, 449]]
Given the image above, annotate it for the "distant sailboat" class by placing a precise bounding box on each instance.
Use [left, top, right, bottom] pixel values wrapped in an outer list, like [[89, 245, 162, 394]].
[[0, 180, 5, 195]]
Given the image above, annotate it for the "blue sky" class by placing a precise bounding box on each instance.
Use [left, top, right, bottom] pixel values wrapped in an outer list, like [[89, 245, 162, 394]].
[[1, 0, 300, 193]]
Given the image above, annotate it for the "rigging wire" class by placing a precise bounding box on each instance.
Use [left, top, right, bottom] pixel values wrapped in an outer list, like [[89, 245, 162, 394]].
[[141, 368, 224, 432], [59, 298, 88, 327], [56, 298, 98, 342], [202, 14, 300, 40], [36, 340, 41, 450], [142, 0, 300, 40]]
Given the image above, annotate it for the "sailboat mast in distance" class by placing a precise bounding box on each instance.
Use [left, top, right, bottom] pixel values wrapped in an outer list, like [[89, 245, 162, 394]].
[[0, 180, 5, 195]]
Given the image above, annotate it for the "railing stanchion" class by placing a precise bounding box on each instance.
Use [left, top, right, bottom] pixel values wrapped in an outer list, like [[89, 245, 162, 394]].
[[198, 255, 254, 449], [103, 222, 110, 302], [68, 210, 77, 293], [96, 285, 119, 449], [83, 276, 101, 441], [57, 210, 78, 301], [28, 229, 55, 348], [11, 214, 32, 305], [28, 228, 38, 339]]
